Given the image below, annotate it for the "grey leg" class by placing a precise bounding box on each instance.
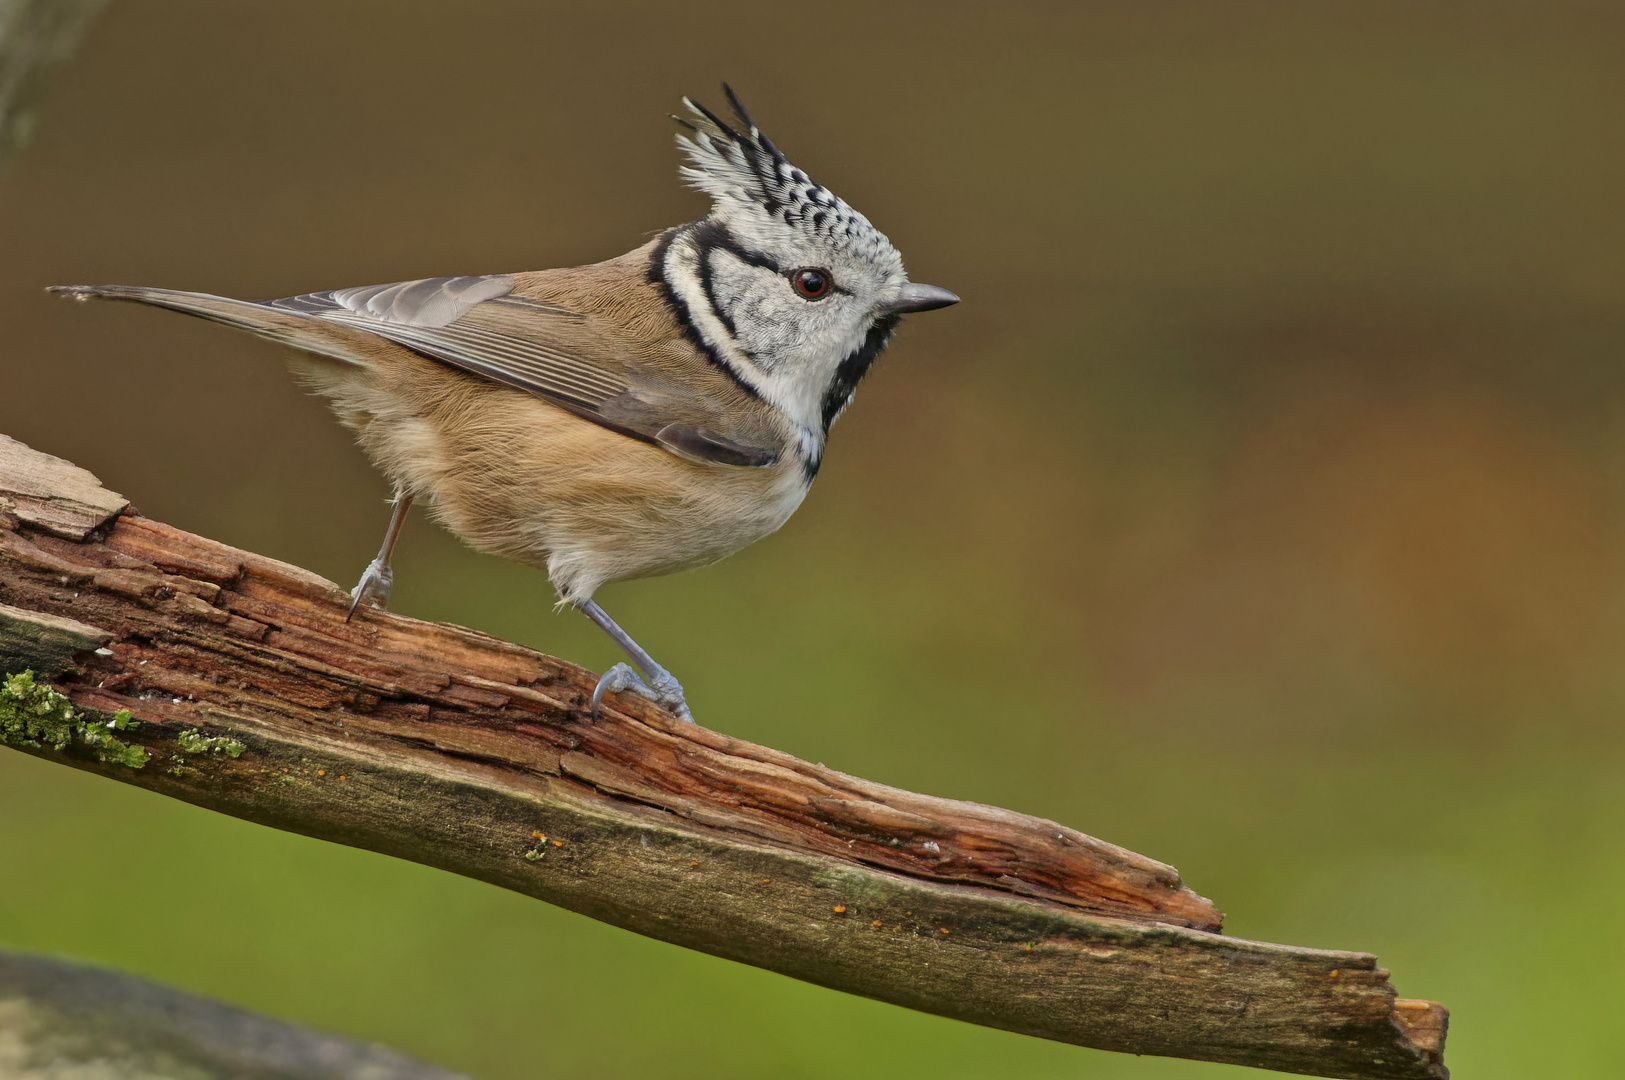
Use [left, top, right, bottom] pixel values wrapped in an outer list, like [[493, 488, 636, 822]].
[[347, 487, 413, 621], [578, 597, 695, 724]]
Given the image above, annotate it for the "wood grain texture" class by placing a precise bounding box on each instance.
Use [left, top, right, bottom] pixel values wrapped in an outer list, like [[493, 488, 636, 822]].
[[0, 433, 127, 539], [0, 434, 1447, 1079], [0, 600, 111, 677]]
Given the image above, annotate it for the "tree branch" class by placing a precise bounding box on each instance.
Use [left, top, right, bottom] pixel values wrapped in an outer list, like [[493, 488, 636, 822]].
[[0, 950, 467, 1080], [0, 433, 1447, 1079]]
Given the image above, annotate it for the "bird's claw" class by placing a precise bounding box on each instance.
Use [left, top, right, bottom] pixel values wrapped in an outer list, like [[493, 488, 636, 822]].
[[591, 662, 695, 724], [347, 558, 394, 621]]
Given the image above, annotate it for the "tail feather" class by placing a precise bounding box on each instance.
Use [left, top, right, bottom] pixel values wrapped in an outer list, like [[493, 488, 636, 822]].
[[48, 284, 375, 367]]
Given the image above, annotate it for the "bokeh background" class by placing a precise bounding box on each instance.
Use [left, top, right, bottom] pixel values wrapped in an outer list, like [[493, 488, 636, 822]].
[[4, 2, 1624, 1076]]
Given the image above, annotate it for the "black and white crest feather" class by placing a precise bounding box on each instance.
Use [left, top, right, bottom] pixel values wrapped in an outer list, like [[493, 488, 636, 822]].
[[675, 87, 893, 263]]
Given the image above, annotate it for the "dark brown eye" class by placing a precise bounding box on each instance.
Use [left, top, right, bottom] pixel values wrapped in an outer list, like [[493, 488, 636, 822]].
[[791, 268, 831, 300]]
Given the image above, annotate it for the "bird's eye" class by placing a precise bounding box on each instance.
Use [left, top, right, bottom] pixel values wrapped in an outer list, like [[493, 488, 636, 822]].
[[791, 268, 831, 300]]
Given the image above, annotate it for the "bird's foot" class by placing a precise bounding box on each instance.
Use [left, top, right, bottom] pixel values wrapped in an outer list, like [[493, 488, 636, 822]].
[[591, 662, 695, 724], [346, 558, 394, 621]]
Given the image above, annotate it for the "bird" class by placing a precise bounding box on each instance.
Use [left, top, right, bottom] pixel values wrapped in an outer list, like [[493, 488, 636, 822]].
[[51, 86, 959, 725]]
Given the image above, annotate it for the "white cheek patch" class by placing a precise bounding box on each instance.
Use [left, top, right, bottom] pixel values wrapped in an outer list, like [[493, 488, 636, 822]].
[[710, 255, 813, 373], [664, 238, 762, 379], [661, 221, 893, 459]]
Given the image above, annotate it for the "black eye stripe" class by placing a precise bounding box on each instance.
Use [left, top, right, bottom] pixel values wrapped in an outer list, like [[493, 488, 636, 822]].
[[691, 220, 782, 275], [688, 221, 854, 301]]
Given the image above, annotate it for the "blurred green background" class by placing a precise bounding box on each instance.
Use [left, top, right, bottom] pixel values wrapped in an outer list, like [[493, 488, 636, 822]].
[[4, 1, 1624, 1076]]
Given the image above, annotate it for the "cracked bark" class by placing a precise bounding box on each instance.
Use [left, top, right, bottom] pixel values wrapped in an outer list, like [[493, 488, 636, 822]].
[[0, 433, 1447, 1079]]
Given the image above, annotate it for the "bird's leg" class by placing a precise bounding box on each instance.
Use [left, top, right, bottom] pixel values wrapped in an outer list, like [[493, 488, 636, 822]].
[[347, 487, 413, 621], [578, 597, 695, 724]]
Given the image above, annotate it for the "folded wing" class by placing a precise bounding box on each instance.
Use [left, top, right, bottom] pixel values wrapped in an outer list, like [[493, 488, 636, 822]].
[[52, 277, 779, 468]]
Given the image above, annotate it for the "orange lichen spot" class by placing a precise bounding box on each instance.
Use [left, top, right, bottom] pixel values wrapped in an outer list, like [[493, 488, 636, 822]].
[[871, 920, 883, 928], [317, 769, 326, 777], [833, 905, 847, 914]]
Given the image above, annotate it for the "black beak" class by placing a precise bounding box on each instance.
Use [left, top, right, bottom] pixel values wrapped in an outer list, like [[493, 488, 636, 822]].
[[879, 283, 960, 316]]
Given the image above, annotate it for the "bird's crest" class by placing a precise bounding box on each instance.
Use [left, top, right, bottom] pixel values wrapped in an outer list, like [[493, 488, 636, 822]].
[[676, 86, 883, 252]]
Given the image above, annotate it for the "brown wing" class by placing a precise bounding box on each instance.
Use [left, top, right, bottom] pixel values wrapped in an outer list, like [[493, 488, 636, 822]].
[[54, 278, 781, 468], [277, 283, 624, 411], [283, 280, 781, 468]]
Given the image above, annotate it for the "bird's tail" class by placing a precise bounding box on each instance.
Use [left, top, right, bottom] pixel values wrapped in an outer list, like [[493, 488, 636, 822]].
[[48, 284, 372, 368]]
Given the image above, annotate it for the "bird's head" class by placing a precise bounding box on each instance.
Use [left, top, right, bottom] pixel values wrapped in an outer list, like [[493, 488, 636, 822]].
[[654, 87, 957, 455]]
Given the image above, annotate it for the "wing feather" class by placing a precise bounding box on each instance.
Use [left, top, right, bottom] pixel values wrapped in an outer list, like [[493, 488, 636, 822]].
[[280, 278, 779, 467], [312, 304, 629, 409], [54, 276, 783, 469]]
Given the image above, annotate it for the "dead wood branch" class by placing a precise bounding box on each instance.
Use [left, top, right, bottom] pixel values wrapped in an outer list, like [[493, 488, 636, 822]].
[[0, 950, 467, 1080], [0, 433, 1447, 1079]]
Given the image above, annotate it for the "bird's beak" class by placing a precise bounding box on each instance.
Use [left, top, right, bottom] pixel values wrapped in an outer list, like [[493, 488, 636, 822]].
[[880, 283, 960, 316]]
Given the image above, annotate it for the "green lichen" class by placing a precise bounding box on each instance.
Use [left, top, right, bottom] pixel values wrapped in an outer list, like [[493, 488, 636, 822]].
[[0, 671, 77, 749], [0, 671, 149, 768], [177, 728, 246, 758], [78, 722, 152, 768]]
